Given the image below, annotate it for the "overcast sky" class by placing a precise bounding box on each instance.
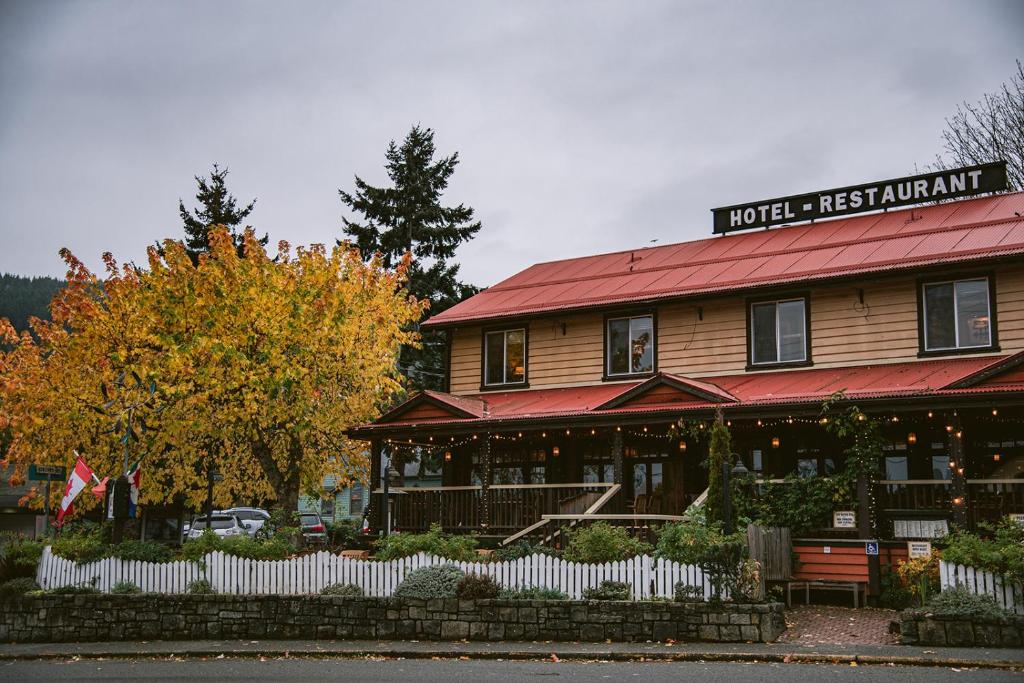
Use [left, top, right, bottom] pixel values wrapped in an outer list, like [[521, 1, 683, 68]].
[[0, 1, 1021, 287]]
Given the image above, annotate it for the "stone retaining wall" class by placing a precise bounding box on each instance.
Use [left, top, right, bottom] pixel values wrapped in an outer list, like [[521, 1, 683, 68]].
[[0, 594, 786, 644], [899, 611, 1024, 647]]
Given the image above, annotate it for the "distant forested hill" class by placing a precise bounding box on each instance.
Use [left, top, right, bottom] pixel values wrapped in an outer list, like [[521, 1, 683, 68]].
[[0, 274, 64, 332]]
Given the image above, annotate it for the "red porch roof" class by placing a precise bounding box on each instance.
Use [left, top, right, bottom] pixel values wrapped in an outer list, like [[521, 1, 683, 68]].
[[424, 192, 1024, 328], [354, 353, 1024, 434]]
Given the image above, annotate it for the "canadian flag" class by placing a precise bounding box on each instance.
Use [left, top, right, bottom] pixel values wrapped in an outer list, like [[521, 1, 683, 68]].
[[56, 456, 95, 527]]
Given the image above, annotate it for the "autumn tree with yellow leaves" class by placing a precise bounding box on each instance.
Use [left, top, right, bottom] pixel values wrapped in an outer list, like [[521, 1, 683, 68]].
[[0, 228, 424, 516]]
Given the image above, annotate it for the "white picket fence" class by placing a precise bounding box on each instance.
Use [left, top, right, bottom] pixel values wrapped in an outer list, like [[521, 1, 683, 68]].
[[35, 546, 712, 599], [939, 559, 1023, 615]]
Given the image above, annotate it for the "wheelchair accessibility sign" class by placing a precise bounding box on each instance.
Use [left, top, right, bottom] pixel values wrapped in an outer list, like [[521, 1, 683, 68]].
[[865, 541, 879, 556]]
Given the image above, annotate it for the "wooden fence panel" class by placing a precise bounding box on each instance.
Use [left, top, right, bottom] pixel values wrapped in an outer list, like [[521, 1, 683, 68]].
[[939, 560, 1023, 615], [35, 547, 711, 599]]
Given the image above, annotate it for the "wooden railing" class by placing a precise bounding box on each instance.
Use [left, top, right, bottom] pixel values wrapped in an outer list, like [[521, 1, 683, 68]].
[[372, 482, 617, 535]]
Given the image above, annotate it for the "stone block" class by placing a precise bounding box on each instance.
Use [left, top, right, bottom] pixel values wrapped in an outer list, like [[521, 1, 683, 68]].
[[718, 625, 741, 641], [728, 613, 750, 625], [652, 622, 676, 642], [579, 624, 605, 641], [917, 619, 947, 646], [488, 623, 505, 641], [469, 621, 488, 640], [441, 620, 469, 640], [1000, 626, 1022, 648], [973, 623, 1002, 647], [740, 625, 759, 641], [944, 620, 974, 647], [698, 624, 719, 641]]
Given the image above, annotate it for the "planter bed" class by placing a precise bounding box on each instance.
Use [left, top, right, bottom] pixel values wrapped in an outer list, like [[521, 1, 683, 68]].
[[0, 594, 785, 644]]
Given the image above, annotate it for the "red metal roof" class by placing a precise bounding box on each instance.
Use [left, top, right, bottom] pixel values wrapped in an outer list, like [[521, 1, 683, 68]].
[[356, 355, 1024, 433], [425, 192, 1024, 328]]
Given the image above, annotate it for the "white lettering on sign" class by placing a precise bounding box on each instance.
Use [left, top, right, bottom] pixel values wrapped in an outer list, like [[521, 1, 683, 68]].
[[833, 510, 856, 529], [907, 541, 932, 559]]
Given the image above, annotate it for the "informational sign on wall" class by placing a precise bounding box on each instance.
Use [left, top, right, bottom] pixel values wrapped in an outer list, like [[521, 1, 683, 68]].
[[865, 541, 879, 556], [711, 161, 1009, 234], [907, 541, 933, 559], [833, 510, 856, 529], [1010, 513, 1024, 525]]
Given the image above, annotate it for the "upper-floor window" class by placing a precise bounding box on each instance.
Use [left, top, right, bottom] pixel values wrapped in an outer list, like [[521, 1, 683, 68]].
[[749, 297, 808, 366], [606, 314, 655, 377], [921, 277, 994, 353], [483, 328, 526, 387]]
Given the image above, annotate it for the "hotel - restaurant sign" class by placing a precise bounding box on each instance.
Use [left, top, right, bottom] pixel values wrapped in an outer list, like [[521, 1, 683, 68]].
[[712, 161, 1008, 234]]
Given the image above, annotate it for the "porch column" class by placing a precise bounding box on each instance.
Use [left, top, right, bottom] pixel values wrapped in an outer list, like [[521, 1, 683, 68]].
[[949, 415, 968, 528], [369, 438, 383, 533], [611, 430, 624, 485], [479, 435, 492, 530]]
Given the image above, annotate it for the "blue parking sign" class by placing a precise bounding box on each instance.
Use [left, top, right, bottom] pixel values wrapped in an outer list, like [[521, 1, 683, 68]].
[[865, 541, 879, 556]]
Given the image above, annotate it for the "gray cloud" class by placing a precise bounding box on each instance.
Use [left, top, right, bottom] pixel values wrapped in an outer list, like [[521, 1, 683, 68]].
[[0, 0, 1020, 286]]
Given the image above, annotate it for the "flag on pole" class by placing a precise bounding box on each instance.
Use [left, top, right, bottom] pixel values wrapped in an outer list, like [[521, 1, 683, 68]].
[[126, 459, 142, 518], [56, 456, 95, 527]]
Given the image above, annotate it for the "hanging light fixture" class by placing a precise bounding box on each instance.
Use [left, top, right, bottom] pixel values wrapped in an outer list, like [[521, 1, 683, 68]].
[[994, 453, 1001, 462], [679, 441, 687, 452], [444, 451, 452, 462], [552, 446, 560, 457], [771, 436, 780, 448], [992, 408, 999, 416], [907, 432, 917, 445]]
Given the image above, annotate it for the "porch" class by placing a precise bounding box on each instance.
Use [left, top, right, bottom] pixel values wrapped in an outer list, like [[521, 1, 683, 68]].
[[349, 361, 1024, 543]]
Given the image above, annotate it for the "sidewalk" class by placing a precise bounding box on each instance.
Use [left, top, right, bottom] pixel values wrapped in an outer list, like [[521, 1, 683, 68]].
[[1, 639, 1022, 669]]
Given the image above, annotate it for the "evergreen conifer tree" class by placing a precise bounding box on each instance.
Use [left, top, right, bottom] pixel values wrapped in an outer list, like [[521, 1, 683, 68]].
[[339, 125, 481, 391], [178, 164, 266, 263]]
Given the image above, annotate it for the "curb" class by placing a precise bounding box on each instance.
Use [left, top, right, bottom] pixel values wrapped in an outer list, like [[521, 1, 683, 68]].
[[0, 646, 1020, 670]]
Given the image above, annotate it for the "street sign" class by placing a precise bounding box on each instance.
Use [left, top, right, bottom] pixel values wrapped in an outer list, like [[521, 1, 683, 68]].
[[865, 541, 879, 556], [28, 464, 66, 481]]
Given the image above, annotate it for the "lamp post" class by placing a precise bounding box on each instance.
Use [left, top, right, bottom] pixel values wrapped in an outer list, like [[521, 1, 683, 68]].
[[722, 453, 750, 535]]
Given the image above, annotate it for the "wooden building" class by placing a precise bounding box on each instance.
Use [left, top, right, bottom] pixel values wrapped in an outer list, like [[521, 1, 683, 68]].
[[350, 188, 1024, 545]]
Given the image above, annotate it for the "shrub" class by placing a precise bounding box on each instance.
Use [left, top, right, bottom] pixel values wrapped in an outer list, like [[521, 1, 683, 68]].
[[457, 573, 501, 599], [498, 586, 569, 600], [582, 580, 632, 601], [393, 564, 465, 599], [656, 518, 748, 601], [0, 532, 43, 581], [0, 577, 40, 599], [562, 522, 652, 564], [219, 534, 294, 560], [326, 521, 358, 550], [321, 582, 364, 597], [50, 529, 108, 563], [939, 518, 1024, 584], [674, 582, 705, 602], [110, 540, 174, 563], [919, 586, 1012, 620], [492, 540, 559, 562], [375, 524, 478, 562], [188, 578, 216, 594], [110, 581, 141, 594], [879, 566, 915, 610], [895, 555, 940, 606]]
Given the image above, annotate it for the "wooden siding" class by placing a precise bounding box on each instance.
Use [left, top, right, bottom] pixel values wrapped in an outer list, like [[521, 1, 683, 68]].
[[447, 266, 1024, 395], [793, 542, 909, 594]]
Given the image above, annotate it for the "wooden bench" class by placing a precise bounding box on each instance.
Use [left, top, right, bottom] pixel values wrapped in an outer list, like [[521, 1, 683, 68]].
[[786, 580, 866, 608]]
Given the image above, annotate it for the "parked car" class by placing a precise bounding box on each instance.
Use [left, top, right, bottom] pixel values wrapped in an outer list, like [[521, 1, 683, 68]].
[[187, 514, 247, 540], [219, 507, 271, 538], [300, 512, 327, 545]]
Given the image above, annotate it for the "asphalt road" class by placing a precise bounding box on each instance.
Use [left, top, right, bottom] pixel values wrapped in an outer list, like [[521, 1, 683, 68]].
[[1, 658, 1019, 682]]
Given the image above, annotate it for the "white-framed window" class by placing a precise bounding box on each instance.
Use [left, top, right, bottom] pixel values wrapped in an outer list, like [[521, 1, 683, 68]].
[[749, 298, 807, 365], [483, 328, 526, 386], [606, 314, 655, 376], [922, 277, 992, 352]]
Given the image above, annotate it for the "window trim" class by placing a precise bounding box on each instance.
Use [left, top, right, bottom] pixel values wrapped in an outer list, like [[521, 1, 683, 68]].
[[602, 310, 658, 381], [745, 292, 812, 371], [917, 273, 999, 357], [479, 325, 529, 391]]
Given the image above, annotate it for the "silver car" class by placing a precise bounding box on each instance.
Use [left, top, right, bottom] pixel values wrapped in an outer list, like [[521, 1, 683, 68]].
[[220, 507, 271, 538], [187, 514, 247, 539]]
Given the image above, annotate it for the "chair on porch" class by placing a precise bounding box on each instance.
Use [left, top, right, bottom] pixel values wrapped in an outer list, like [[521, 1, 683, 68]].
[[633, 494, 650, 514]]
